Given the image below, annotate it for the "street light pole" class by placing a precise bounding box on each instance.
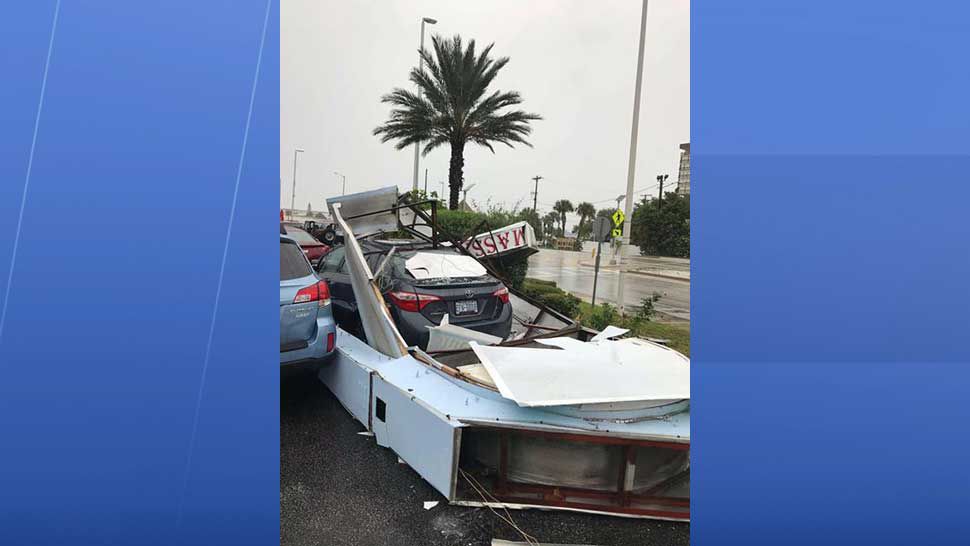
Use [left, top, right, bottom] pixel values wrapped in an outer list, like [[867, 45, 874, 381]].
[[617, 0, 648, 315], [413, 17, 438, 191], [333, 171, 346, 195], [291, 148, 304, 212]]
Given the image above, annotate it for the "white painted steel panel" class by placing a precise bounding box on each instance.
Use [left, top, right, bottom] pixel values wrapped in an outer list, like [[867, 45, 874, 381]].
[[470, 337, 689, 407]]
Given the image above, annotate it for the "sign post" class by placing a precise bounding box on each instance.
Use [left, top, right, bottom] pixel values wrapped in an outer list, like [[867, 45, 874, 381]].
[[590, 217, 612, 306]]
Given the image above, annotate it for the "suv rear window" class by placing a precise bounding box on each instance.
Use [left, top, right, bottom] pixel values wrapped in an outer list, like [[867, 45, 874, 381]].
[[281, 240, 312, 280]]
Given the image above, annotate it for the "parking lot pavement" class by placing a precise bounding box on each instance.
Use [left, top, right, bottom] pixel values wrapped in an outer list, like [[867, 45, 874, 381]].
[[281, 371, 690, 546]]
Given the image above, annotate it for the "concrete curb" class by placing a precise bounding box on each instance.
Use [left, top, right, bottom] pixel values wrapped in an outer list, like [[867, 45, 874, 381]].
[[578, 261, 690, 283]]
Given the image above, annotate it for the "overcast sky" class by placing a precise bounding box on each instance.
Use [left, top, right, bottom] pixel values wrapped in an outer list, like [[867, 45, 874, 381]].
[[281, 0, 689, 227]]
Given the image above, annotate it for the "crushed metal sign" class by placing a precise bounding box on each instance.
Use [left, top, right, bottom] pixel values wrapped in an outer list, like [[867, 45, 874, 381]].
[[463, 221, 538, 259]]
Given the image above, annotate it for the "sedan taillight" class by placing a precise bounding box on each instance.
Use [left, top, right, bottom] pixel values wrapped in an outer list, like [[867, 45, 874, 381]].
[[387, 290, 441, 312], [294, 280, 331, 307], [492, 286, 510, 304]]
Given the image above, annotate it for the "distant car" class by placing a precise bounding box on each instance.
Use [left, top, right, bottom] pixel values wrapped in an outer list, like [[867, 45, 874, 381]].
[[281, 223, 330, 263], [280, 235, 337, 369], [316, 240, 512, 349]]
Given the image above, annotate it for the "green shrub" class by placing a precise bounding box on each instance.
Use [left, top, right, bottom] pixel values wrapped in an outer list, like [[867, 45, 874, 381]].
[[634, 292, 662, 322], [521, 278, 581, 318], [584, 303, 620, 330], [522, 278, 560, 295], [499, 257, 529, 291], [541, 292, 581, 318]]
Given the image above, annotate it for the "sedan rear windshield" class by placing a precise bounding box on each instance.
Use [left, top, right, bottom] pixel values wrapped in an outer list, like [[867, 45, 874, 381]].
[[281, 240, 312, 280]]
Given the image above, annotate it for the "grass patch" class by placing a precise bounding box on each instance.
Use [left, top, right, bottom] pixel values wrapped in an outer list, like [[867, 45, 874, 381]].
[[521, 278, 690, 356], [579, 301, 691, 357]]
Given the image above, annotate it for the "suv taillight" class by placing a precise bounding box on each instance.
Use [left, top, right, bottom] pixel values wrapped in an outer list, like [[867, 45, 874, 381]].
[[492, 286, 510, 304], [294, 280, 331, 307], [387, 290, 441, 312]]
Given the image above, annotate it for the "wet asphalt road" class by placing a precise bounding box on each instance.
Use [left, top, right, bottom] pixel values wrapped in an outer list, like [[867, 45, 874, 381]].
[[281, 371, 689, 546], [527, 250, 691, 322]]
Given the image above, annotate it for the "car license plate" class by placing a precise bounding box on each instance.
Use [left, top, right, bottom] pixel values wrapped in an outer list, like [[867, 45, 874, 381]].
[[455, 299, 478, 315]]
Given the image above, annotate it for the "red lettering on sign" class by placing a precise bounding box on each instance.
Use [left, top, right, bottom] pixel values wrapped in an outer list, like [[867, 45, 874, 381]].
[[483, 238, 496, 254], [469, 240, 484, 257], [513, 227, 524, 246], [497, 232, 511, 249]]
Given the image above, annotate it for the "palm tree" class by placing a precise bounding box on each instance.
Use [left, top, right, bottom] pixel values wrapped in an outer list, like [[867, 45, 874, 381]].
[[552, 200, 574, 237], [575, 202, 596, 230], [374, 35, 542, 210], [542, 211, 559, 239]]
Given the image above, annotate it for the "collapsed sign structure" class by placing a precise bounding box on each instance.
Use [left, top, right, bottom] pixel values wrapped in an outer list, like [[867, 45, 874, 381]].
[[320, 188, 690, 521], [463, 221, 538, 260]]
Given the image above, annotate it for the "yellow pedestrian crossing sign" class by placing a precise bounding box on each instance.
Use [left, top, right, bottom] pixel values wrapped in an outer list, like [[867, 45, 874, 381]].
[[611, 209, 625, 226], [611, 228, 623, 238]]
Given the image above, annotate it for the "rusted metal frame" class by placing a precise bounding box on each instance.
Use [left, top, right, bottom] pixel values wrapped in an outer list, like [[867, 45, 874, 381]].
[[489, 492, 690, 520], [408, 349, 465, 380], [500, 481, 690, 509], [424, 324, 576, 357], [475, 426, 690, 450], [628, 493, 689, 507], [341, 199, 439, 222], [514, 322, 562, 332]]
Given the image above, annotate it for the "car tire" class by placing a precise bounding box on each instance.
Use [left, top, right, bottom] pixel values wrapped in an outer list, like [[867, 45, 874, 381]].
[[320, 226, 337, 246]]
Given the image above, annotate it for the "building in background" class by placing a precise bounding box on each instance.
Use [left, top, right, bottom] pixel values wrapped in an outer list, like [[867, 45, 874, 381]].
[[676, 142, 690, 196]]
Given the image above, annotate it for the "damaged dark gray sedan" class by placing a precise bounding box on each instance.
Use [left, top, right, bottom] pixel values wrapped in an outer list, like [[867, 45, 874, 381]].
[[316, 239, 512, 350]]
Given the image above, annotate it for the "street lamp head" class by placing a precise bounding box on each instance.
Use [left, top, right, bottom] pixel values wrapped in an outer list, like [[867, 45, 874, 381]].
[[616, 194, 626, 202], [423, 17, 437, 24], [295, 148, 305, 153]]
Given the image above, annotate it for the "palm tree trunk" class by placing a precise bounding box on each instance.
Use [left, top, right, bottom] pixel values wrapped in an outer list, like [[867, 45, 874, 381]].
[[448, 140, 465, 210]]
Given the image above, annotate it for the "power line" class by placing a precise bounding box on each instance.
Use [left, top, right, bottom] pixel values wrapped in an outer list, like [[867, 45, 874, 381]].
[[534, 180, 668, 211]]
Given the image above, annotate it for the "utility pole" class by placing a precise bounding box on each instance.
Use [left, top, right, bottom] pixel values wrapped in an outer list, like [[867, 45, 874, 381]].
[[617, 0, 648, 315], [424, 169, 428, 195], [657, 173, 668, 210], [531, 175, 543, 212]]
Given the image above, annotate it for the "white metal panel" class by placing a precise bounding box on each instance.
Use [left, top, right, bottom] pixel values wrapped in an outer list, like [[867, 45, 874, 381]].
[[405, 252, 487, 280], [371, 375, 461, 498], [317, 331, 377, 428], [426, 314, 504, 352], [330, 204, 407, 358], [325, 186, 399, 236], [470, 338, 689, 407]]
